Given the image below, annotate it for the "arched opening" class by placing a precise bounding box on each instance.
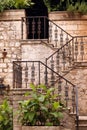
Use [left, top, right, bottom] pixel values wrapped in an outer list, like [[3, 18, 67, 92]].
[[25, 0, 48, 39]]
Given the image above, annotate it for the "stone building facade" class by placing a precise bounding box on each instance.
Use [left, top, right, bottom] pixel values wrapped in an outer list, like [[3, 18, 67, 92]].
[[0, 10, 87, 88], [0, 10, 87, 130]]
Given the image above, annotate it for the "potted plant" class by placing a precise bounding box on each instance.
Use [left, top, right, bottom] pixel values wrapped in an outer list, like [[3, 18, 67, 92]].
[[17, 84, 66, 130], [0, 99, 13, 130]]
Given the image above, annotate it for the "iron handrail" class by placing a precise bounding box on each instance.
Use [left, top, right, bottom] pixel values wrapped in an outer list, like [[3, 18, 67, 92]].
[[21, 16, 73, 38], [13, 60, 75, 86], [13, 60, 78, 126], [46, 35, 87, 60], [46, 37, 74, 60], [46, 17, 73, 38], [75, 86, 79, 130], [21, 16, 73, 47]]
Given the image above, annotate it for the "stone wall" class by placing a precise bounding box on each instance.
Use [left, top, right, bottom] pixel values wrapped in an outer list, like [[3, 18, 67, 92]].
[[65, 66, 87, 115], [49, 11, 87, 36], [0, 10, 25, 88], [21, 40, 55, 62]]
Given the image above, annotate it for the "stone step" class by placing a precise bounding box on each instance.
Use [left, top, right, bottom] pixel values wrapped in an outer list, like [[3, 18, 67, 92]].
[[74, 62, 87, 67], [79, 116, 87, 124], [78, 126, 87, 130], [76, 116, 87, 130]]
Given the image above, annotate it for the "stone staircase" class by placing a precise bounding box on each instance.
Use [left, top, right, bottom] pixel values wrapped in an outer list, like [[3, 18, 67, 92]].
[[13, 16, 87, 130], [45, 35, 87, 130], [0, 10, 87, 130]]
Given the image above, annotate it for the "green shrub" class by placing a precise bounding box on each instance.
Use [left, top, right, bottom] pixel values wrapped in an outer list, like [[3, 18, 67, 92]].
[[18, 84, 65, 126], [0, 99, 13, 130], [43, 0, 87, 14], [67, 1, 87, 14], [0, 0, 34, 12]]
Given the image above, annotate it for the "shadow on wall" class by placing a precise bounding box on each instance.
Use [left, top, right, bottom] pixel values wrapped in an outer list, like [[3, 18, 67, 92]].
[[26, 0, 48, 16]]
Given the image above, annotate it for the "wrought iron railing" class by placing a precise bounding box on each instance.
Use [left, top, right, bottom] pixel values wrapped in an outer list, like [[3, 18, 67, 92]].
[[46, 36, 87, 76], [21, 16, 73, 47], [13, 61, 77, 113]]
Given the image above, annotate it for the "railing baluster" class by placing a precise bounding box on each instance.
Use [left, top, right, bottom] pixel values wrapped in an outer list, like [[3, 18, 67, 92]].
[[44, 17, 46, 39], [26, 17, 29, 39], [75, 38, 78, 61], [31, 62, 35, 84], [67, 41, 72, 67], [66, 34, 69, 43], [72, 87, 75, 113], [38, 62, 40, 85], [62, 47, 66, 71], [25, 62, 28, 88], [49, 22, 52, 42], [37, 18, 41, 39], [65, 82, 69, 107], [21, 17, 23, 39], [50, 57, 55, 86], [32, 18, 35, 39], [18, 64, 22, 88], [60, 30, 63, 47], [54, 26, 58, 47], [71, 39, 74, 62], [56, 52, 60, 74], [80, 37, 84, 61], [44, 60, 48, 86], [58, 78, 62, 101]]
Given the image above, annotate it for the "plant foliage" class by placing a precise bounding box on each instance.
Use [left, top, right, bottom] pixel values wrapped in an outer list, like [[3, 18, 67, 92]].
[[18, 84, 65, 126], [0, 0, 34, 12], [43, 0, 87, 14], [0, 99, 13, 130]]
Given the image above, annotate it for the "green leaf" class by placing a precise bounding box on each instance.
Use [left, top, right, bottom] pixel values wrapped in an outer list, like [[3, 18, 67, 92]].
[[47, 88, 55, 95], [41, 106, 48, 112], [38, 95, 45, 102], [45, 122, 53, 126], [32, 93, 37, 99], [0, 115, 3, 121], [53, 102, 60, 110], [30, 83, 36, 92], [24, 92, 30, 96], [38, 84, 47, 90], [51, 111, 63, 119], [50, 112, 59, 118], [57, 112, 63, 119], [28, 112, 35, 122]]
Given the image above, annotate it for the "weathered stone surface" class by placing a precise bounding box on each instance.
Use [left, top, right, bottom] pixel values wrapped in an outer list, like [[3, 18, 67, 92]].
[[49, 11, 87, 36], [22, 126, 71, 130], [21, 40, 55, 62], [65, 68, 87, 115], [0, 10, 25, 87], [0, 9, 25, 20]]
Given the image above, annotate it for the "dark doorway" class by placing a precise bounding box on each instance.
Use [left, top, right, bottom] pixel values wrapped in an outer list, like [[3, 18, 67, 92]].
[[25, 0, 48, 39]]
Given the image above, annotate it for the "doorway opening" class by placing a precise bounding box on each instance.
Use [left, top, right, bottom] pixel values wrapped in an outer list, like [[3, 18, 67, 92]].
[[25, 0, 48, 39]]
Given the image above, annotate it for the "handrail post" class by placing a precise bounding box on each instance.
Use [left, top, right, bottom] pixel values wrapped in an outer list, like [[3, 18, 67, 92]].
[[75, 86, 79, 130], [21, 17, 24, 39], [45, 59, 48, 86]]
